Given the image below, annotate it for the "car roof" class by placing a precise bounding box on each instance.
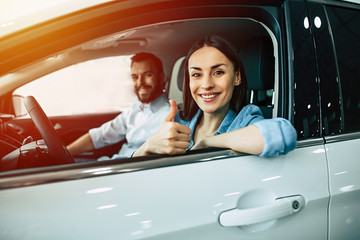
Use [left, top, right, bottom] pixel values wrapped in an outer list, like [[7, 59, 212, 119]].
[[1, 0, 358, 38], [0, 0, 116, 38]]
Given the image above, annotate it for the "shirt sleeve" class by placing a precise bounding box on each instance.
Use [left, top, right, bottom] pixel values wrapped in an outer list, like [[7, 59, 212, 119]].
[[89, 111, 129, 149], [253, 118, 297, 157], [237, 105, 297, 157]]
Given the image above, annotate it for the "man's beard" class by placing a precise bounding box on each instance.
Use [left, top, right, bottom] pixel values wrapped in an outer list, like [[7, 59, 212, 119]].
[[135, 84, 161, 104]]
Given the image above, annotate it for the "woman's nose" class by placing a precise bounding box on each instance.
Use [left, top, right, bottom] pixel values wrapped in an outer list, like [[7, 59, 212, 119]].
[[201, 75, 214, 89]]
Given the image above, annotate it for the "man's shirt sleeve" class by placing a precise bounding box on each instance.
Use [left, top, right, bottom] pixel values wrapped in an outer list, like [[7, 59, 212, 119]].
[[89, 110, 129, 149]]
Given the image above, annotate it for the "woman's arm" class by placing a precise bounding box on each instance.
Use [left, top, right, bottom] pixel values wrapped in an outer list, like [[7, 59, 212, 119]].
[[192, 117, 297, 157], [253, 118, 297, 157], [192, 124, 265, 155]]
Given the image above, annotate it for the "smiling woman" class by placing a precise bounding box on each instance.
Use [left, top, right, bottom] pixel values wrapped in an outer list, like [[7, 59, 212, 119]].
[[188, 46, 241, 115], [133, 35, 297, 157]]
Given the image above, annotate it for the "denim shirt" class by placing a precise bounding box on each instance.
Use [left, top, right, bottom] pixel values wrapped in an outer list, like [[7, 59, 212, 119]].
[[175, 104, 297, 157]]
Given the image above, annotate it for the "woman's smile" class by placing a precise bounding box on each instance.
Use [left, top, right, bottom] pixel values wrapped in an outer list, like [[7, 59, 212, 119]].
[[199, 92, 221, 101]]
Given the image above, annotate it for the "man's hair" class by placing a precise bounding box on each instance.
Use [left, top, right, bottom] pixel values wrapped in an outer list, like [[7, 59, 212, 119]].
[[179, 34, 248, 120], [131, 52, 164, 75]]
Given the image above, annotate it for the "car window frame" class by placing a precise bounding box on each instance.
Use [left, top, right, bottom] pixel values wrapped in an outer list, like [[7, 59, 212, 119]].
[[0, 1, 291, 180]]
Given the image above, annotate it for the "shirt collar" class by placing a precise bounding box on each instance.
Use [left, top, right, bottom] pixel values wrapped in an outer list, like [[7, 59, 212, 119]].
[[137, 94, 168, 113], [216, 108, 236, 135], [189, 109, 202, 136], [185, 110, 202, 150], [185, 109, 235, 150], [189, 108, 236, 135]]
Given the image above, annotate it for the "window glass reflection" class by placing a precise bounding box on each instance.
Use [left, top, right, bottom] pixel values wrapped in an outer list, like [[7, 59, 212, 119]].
[[290, 1, 320, 139], [307, 3, 342, 136], [327, 6, 360, 132]]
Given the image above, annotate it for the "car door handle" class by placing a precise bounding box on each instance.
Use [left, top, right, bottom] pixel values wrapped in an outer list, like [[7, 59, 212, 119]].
[[219, 195, 305, 227]]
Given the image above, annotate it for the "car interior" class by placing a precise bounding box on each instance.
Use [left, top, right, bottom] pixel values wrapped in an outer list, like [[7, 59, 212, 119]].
[[0, 17, 277, 172]]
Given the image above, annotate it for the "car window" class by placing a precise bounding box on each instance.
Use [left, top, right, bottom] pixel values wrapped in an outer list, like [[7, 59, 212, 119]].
[[1, 14, 285, 172], [327, 6, 360, 133], [13, 56, 137, 117], [306, 2, 342, 136], [290, 1, 320, 140]]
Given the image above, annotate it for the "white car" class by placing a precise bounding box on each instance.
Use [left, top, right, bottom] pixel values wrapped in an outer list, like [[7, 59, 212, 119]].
[[0, 0, 359, 239]]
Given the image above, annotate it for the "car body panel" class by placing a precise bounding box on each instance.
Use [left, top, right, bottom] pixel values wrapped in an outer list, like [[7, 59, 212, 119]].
[[0, 146, 328, 239], [326, 137, 360, 239]]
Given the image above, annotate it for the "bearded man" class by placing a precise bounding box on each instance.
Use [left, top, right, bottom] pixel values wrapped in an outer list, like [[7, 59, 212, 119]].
[[67, 52, 170, 160]]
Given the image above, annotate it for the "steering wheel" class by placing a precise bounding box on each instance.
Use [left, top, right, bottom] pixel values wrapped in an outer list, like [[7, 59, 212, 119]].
[[24, 96, 74, 164]]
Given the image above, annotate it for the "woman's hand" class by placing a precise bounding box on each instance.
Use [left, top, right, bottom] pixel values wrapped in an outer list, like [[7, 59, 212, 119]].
[[133, 100, 191, 156], [190, 138, 207, 150]]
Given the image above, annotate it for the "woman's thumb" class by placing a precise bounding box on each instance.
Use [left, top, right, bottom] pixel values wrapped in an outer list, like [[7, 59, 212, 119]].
[[164, 99, 178, 122]]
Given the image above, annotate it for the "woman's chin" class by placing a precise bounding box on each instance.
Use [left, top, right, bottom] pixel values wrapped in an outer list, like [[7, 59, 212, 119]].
[[199, 105, 218, 114], [198, 102, 230, 115]]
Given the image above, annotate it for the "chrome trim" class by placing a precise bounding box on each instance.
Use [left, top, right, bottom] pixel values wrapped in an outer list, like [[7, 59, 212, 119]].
[[296, 138, 324, 148], [325, 132, 360, 144], [0, 149, 239, 190]]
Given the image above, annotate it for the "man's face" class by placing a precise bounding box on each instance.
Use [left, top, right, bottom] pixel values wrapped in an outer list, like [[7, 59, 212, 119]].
[[131, 59, 164, 104]]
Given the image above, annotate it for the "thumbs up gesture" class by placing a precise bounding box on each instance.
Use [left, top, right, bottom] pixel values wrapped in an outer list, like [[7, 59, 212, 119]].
[[164, 99, 178, 122], [133, 100, 192, 157]]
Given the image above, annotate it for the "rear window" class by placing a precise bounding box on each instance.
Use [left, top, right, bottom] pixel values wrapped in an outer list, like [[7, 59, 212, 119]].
[[327, 6, 360, 132]]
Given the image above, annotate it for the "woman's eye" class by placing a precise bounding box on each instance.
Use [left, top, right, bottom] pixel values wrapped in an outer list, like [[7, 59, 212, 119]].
[[214, 70, 224, 75], [191, 73, 201, 78]]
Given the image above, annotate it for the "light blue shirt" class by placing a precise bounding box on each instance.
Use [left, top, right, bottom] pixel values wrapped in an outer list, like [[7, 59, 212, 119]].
[[174, 104, 297, 157], [89, 95, 170, 159]]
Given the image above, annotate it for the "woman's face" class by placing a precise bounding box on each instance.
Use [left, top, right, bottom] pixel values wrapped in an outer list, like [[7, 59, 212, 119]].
[[188, 46, 241, 115]]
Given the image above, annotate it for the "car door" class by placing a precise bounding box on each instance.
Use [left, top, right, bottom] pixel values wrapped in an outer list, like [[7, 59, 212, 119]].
[[0, 147, 328, 240], [309, 2, 360, 239], [0, 1, 331, 239]]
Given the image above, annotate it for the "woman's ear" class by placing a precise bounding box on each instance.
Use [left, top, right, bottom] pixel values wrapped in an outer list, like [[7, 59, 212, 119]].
[[234, 70, 241, 86]]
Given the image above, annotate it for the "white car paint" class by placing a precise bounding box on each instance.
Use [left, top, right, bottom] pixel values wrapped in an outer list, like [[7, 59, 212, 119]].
[[0, 146, 328, 239], [326, 137, 360, 240]]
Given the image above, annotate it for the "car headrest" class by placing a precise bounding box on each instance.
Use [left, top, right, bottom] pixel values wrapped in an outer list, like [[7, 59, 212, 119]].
[[239, 36, 274, 90], [177, 58, 185, 92]]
